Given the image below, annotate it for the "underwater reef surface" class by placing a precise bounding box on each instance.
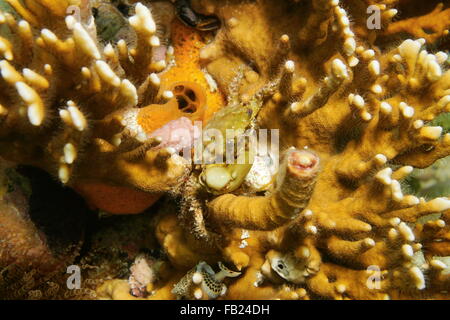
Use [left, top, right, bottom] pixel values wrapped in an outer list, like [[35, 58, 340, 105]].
[[0, 0, 449, 300]]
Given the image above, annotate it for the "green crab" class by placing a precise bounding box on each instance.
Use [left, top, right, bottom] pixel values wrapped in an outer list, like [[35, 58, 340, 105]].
[[178, 60, 294, 241], [198, 67, 282, 195]]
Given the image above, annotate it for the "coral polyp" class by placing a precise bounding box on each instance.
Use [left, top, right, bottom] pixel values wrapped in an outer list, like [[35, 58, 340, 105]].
[[0, 0, 449, 301]]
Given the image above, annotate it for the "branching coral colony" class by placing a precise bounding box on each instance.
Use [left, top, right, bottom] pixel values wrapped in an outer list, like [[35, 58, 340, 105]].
[[0, 0, 449, 300]]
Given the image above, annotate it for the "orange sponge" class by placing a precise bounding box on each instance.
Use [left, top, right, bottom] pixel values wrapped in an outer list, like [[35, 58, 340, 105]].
[[161, 19, 225, 123], [73, 182, 161, 215]]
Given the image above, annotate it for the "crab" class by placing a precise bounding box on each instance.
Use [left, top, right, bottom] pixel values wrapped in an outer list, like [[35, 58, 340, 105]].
[[168, 57, 320, 249], [174, 66, 280, 236], [197, 66, 281, 195]]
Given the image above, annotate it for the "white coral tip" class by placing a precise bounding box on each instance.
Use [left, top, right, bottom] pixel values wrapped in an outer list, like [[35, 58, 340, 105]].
[[435, 52, 448, 64], [427, 60, 442, 81], [285, 60, 295, 73], [361, 111, 372, 121], [149, 73, 160, 86], [419, 126, 442, 140], [41, 28, 57, 43], [413, 120, 424, 129], [389, 218, 401, 227], [58, 164, 70, 184], [438, 95, 450, 108], [331, 59, 348, 79], [352, 94, 365, 109], [162, 90, 174, 100], [150, 35, 160, 47], [65, 15, 76, 30], [121, 79, 138, 106], [28, 103, 44, 126], [335, 284, 346, 293], [362, 49, 375, 60], [380, 102, 392, 113], [68, 105, 87, 131], [398, 222, 415, 242], [343, 37, 356, 56], [401, 244, 414, 258], [403, 195, 419, 206], [306, 225, 317, 234], [430, 260, 447, 270], [375, 167, 392, 185], [385, 9, 397, 19], [95, 60, 121, 87], [388, 228, 398, 240], [374, 154, 387, 165], [370, 84, 382, 94], [303, 209, 313, 219], [63, 143, 77, 164], [391, 180, 403, 202], [427, 198, 450, 212], [363, 238, 375, 248], [399, 103, 414, 118], [409, 266, 425, 290], [73, 23, 101, 60], [348, 56, 359, 67], [368, 60, 380, 76]]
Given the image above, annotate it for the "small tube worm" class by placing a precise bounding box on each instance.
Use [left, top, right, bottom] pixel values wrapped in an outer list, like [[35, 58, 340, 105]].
[[207, 148, 320, 230]]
